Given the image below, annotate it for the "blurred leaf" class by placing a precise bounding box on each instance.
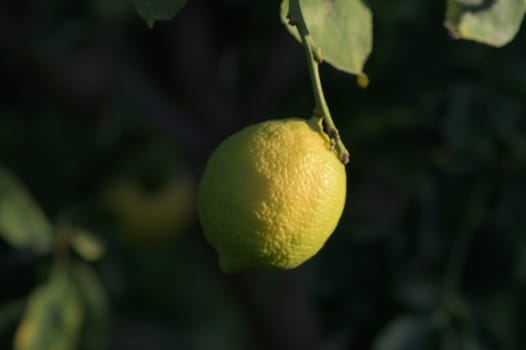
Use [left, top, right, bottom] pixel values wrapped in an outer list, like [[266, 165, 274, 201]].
[[445, 0, 526, 47], [71, 263, 109, 350], [132, 0, 186, 25], [0, 299, 26, 331], [71, 229, 106, 262], [373, 315, 432, 350], [13, 269, 84, 350], [91, 0, 134, 21], [442, 328, 486, 350], [462, 332, 485, 350], [396, 279, 439, 311], [0, 168, 53, 251], [281, 0, 372, 76], [481, 291, 517, 350]]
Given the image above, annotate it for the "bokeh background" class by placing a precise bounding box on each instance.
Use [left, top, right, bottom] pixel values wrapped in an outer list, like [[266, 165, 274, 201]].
[[1, 0, 526, 349]]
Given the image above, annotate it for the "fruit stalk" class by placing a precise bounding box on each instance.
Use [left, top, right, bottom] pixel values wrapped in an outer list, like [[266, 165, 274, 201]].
[[287, 0, 350, 165]]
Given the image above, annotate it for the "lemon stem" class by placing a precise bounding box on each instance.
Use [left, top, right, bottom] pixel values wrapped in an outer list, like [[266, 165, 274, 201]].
[[287, 0, 349, 165]]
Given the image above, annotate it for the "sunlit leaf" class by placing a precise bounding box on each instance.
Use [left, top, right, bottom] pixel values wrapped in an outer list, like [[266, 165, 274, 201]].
[[0, 168, 53, 251], [281, 0, 373, 76], [445, 0, 526, 47], [13, 269, 84, 350], [132, 0, 186, 25], [71, 229, 106, 263]]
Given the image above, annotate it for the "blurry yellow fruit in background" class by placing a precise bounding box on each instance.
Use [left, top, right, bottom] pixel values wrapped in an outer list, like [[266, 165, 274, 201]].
[[102, 173, 194, 245]]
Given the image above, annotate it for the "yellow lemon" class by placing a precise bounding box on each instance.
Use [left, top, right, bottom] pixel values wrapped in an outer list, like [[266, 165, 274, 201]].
[[198, 117, 347, 273]]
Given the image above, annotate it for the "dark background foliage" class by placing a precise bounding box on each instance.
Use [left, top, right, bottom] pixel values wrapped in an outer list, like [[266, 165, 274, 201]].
[[1, 0, 526, 349]]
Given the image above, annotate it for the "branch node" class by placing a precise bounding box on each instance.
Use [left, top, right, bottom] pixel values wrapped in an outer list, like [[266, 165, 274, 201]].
[[340, 152, 350, 165], [313, 47, 324, 64], [328, 128, 340, 141]]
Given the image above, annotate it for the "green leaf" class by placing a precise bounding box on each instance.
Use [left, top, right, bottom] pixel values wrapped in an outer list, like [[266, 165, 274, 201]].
[[0, 168, 53, 251], [281, 0, 373, 76], [0, 298, 26, 331], [132, 0, 186, 25], [71, 263, 109, 350], [13, 270, 84, 350], [71, 229, 106, 263], [445, 0, 526, 47]]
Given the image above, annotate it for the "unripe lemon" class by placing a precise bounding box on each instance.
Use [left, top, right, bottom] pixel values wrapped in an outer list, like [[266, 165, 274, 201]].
[[198, 118, 346, 273], [102, 174, 194, 246]]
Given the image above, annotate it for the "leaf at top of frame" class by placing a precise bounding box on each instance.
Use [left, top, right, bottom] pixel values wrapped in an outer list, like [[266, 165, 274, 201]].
[[445, 0, 526, 47], [281, 0, 373, 78], [133, 0, 186, 27]]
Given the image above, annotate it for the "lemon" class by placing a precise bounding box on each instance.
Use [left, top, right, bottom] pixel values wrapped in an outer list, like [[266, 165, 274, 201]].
[[102, 174, 194, 245], [198, 117, 347, 273]]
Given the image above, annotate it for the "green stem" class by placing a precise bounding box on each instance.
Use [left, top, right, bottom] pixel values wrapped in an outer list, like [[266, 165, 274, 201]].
[[288, 0, 349, 165]]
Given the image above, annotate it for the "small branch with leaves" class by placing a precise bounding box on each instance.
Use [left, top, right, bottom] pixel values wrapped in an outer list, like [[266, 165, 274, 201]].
[[286, 0, 350, 165]]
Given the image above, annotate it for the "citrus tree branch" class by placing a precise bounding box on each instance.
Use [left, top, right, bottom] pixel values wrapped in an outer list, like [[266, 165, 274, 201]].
[[287, 0, 350, 165]]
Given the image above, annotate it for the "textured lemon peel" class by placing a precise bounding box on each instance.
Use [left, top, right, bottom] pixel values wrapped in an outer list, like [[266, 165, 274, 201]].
[[198, 118, 346, 273]]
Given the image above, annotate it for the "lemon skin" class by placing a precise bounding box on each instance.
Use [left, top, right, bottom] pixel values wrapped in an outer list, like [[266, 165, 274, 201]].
[[198, 118, 347, 273]]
